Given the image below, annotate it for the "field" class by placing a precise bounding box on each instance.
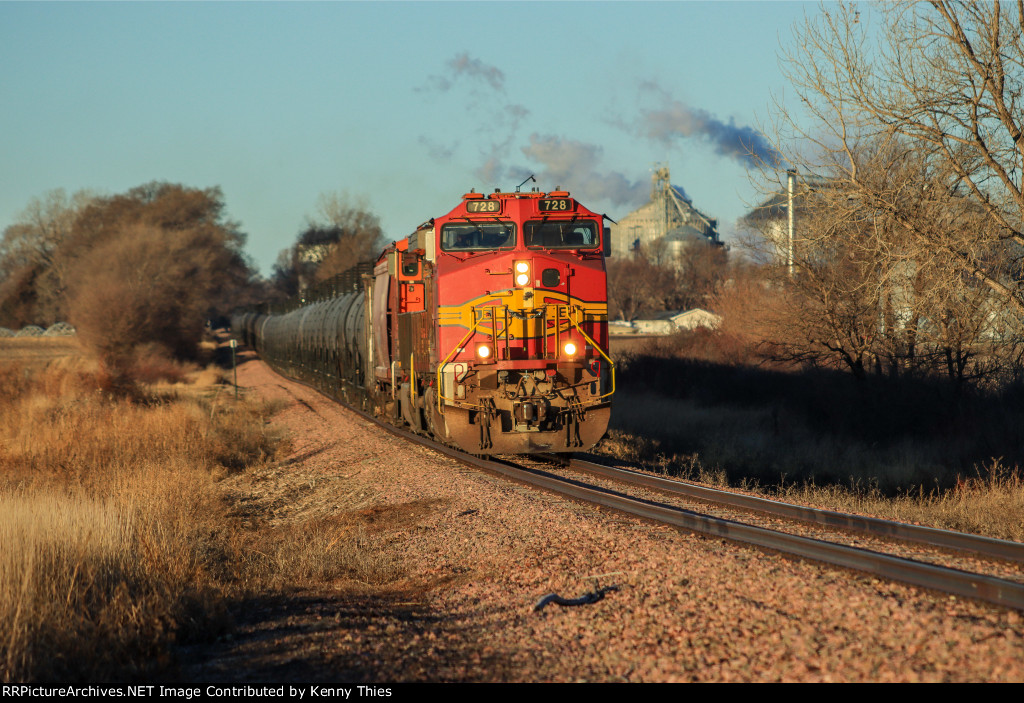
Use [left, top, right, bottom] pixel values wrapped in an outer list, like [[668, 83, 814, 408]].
[[0, 338, 290, 681], [598, 334, 1024, 541], [0, 337, 82, 364]]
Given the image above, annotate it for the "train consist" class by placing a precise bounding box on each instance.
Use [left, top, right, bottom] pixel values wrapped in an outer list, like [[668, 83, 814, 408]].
[[232, 188, 614, 454]]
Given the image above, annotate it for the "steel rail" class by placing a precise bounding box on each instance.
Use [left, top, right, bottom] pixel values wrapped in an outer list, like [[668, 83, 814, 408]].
[[257, 363, 1024, 611], [491, 456, 1024, 611], [556, 456, 1024, 564], [367, 421, 1024, 610]]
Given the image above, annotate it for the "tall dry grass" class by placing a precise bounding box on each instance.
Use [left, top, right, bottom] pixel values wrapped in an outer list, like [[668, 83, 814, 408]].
[[241, 517, 404, 590], [0, 354, 414, 682], [0, 360, 283, 682], [774, 461, 1024, 542], [1, 491, 174, 681]]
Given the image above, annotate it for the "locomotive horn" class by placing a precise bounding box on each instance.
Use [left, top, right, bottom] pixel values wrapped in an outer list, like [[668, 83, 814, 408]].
[[515, 174, 536, 192]]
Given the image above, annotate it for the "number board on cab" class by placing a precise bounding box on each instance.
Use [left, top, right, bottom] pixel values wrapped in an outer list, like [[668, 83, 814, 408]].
[[466, 200, 501, 213], [539, 198, 574, 212]]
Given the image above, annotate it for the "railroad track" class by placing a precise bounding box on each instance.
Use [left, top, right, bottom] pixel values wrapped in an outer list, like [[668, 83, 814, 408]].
[[263, 364, 1024, 612], [548, 454, 1024, 565]]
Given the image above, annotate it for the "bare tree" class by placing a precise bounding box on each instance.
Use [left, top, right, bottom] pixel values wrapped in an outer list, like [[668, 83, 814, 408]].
[[308, 192, 385, 281], [270, 247, 301, 300], [772, 0, 1024, 311], [645, 237, 674, 268], [67, 217, 252, 378], [607, 258, 671, 321], [271, 192, 385, 296], [607, 244, 728, 322], [747, 136, 1016, 383], [0, 190, 94, 273], [675, 242, 729, 310], [0, 190, 96, 325], [746, 1, 1024, 384], [0, 182, 256, 362]]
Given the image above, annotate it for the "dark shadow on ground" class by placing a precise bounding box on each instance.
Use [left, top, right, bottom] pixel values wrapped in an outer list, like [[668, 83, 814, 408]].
[[172, 590, 516, 683], [609, 352, 1024, 491]]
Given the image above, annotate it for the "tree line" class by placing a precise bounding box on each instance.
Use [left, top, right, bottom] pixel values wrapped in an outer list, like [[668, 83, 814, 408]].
[[0, 183, 383, 384], [0, 183, 254, 377], [606, 242, 730, 322], [269, 192, 384, 299]]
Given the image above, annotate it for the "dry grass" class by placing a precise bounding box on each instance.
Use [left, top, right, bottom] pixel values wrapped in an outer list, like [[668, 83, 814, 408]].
[[0, 357, 286, 682], [605, 389, 952, 489], [0, 345, 416, 681], [774, 462, 1024, 542], [0, 490, 196, 681], [0, 365, 280, 484], [0, 337, 83, 365], [240, 517, 405, 590]]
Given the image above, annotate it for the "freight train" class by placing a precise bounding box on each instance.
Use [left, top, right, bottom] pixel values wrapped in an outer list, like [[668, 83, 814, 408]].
[[232, 187, 614, 454]]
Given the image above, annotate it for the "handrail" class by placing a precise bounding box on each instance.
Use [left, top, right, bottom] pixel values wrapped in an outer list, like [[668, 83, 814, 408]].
[[436, 315, 486, 413], [566, 305, 616, 402]]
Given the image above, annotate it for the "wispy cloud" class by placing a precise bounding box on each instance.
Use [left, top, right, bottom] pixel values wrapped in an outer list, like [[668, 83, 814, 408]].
[[418, 136, 455, 161], [417, 63, 772, 209]]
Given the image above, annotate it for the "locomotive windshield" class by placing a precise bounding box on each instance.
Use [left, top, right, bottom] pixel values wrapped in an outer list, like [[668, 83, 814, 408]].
[[440, 222, 516, 252], [525, 220, 600, 250]]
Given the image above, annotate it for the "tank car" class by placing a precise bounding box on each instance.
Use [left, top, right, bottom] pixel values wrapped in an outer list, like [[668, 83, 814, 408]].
[[234, 188, 614, 454]]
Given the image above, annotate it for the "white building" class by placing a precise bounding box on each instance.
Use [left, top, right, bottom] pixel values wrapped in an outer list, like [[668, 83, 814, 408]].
[[609, 308, 722, 336]]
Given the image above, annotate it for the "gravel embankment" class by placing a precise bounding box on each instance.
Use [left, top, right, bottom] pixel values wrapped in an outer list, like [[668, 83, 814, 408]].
[[190, 355, 1024, 682]]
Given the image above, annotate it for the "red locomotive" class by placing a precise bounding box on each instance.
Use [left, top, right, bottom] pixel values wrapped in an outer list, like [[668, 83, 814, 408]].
[[234, 187, 614, 454]]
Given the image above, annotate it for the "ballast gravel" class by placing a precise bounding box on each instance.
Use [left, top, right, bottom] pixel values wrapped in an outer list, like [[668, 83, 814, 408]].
[[192, 355, 1024, 683]]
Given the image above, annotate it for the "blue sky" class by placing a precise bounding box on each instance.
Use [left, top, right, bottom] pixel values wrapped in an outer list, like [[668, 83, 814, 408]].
[[1, 1, 816, 275]]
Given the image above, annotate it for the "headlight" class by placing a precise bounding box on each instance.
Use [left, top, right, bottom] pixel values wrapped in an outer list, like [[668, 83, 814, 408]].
[[514, 261, 531, 286], [563, 341, 577, 356], [476, 343, 492, 359]]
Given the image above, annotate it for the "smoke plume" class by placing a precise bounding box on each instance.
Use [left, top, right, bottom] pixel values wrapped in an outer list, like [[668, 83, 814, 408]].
[[505, 134, 647, 206], [630, 81, 781, 167], [421, 52, 507, 94], [448, 52, 505, 92], [639, 102, 780, 166], [419, 53, 529, 172]]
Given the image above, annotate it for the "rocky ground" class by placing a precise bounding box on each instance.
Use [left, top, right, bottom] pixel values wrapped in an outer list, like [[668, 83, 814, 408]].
[[183, 354, 1024, 682]]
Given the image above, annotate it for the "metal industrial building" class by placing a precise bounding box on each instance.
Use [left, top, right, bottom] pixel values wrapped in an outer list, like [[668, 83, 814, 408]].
[[609, 165, 722, 261]]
